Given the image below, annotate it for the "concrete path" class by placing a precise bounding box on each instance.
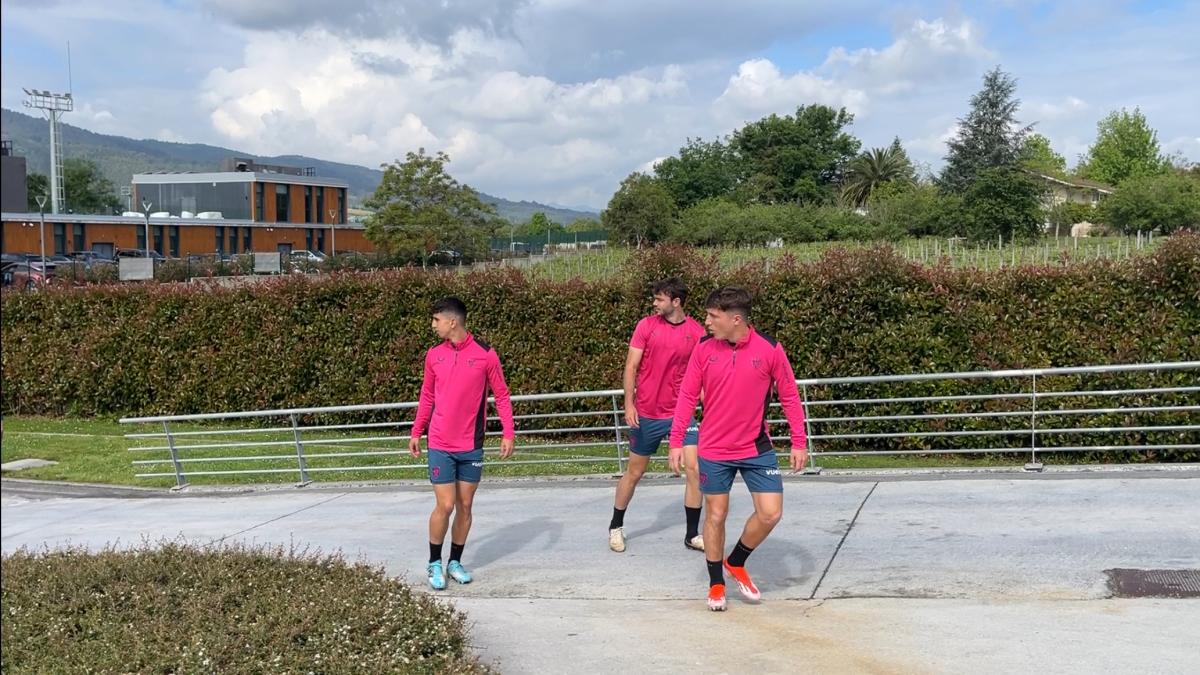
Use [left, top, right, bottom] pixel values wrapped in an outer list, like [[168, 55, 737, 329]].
[[4, 470, 1198, 674]]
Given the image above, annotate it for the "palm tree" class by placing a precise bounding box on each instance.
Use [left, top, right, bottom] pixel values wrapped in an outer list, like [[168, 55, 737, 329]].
[[841, 143, 915, 206]]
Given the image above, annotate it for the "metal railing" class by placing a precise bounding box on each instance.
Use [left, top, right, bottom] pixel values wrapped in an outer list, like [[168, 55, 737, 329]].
[[120, 361, 1199, 488]]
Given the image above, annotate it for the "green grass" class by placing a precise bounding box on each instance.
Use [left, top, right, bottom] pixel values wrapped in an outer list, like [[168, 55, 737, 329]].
[[4, 415, 1049, 488]]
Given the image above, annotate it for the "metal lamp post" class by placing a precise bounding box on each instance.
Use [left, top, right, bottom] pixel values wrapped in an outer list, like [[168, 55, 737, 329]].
[[141, 198, 152, 257], [35, 194, 47, 271], [328, 208, 337, 257]]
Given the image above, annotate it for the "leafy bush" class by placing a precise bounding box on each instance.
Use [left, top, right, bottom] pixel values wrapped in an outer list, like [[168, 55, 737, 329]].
[[0, 542, 488, 673]]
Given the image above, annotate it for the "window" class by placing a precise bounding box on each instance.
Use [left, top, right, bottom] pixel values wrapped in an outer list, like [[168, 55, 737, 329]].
[[276, 184, 289, 222], [169, 226, 180, 258], [53, 224, 66, 254], [304, 186, 313, 223], [337, 189, 346, 224], [316, 228, 326, 254], [137, 226, 146, 252], [215, 225, 225, 255], [255, 183, 264, 221], [305, 228, 314, 252], [229, 226, 238, 254], [243, 227, 252, 252], [154, 225, 165, 255], [317, 188, 325, 224], [73, 224, 85, 252]]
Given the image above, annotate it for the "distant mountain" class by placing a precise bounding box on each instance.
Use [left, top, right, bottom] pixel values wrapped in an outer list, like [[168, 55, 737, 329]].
[[1, 108, 598, 223]]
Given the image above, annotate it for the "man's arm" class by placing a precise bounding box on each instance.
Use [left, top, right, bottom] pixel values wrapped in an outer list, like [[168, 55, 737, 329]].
[[623, 346, 644, 428], [486, 352, 517, 458], [770, 344, 809, 470], [409, 353, 435, 456]]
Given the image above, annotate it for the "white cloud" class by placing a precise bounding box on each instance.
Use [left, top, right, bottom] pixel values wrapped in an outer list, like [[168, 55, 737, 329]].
[[1028, 96, 1089, 121], [715, 59, 868, 120], [820, 18, 993, 94]]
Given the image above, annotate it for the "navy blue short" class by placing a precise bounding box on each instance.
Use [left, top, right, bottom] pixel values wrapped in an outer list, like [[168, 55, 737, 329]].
[[698, 452, 783, 494], [427, 448, 484, 484], [628, 416, 699, 457]]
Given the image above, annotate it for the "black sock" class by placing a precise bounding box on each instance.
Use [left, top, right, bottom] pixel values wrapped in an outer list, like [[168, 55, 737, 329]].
[[707, 559, 725, 587], [610, 507, 626, 529], [684, 506, 702, 539], [429, 542, 443, 564], [727, 539, 755, 568], [449, 542, 465, 564]]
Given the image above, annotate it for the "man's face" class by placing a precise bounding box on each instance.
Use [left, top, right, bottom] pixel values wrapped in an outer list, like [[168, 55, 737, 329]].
[[704, 307, 739, 341], [431, 312, 457, 340], [651, 292, 678, 317]]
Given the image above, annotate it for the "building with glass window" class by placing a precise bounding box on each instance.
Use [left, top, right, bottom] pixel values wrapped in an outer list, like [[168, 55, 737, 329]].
[[1, 159, 370, 258]]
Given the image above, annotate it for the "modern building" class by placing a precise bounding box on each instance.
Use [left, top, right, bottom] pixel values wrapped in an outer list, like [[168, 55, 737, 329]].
[[1, 138, 28, 213], [2, 158, 374, 257]]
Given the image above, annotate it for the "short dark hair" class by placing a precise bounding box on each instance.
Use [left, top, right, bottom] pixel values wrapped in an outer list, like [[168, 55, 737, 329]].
[[704, 286, 752, 318], [431, 296, 467, 323], [651, 277, 689, 305]]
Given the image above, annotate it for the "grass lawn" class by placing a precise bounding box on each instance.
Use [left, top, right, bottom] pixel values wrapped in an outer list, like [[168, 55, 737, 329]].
[[4, 415, 1058, 489]]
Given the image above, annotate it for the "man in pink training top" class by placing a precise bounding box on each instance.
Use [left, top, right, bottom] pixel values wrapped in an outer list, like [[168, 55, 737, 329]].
[[668, 286, 808, 612], [610, 278, 706, 553], [409, 296, 516, 591]]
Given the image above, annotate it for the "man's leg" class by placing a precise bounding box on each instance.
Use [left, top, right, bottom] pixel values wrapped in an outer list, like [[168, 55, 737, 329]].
[[704, 491, 730, 610], [723, 458, 784, 603], [428, 482, 458, 551], [610, 451, 651, 552], [447, 478, 480, 584], [426, 480, 457, 590], [683, 444, 703, 549]]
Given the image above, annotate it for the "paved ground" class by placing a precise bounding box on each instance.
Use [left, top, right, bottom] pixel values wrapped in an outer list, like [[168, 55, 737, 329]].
[[3, 469, 1198, 674]]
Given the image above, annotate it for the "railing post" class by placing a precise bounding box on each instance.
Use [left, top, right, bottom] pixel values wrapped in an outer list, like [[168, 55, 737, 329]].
[[163, 421, 189, 491], [610, 394, 627, 476], [290, 414, 312, 486], [801, 384, 821, 474], [1024, 373, 1044, 472]]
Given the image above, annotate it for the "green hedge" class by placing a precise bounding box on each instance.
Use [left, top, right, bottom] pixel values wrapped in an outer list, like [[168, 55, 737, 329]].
[[3, 235, 1197, 459]]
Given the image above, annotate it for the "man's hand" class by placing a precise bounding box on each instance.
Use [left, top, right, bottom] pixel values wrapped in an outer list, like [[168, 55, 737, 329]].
[[499, 437, 515, 459], [408, 436, 421, 458], [790, 446, 808, 473], [624, 404, 640, 429], [668, 446, 684, 476]]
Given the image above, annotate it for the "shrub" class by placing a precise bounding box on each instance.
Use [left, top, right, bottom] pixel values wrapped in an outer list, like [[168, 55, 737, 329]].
[[0, 542, 488, 673]]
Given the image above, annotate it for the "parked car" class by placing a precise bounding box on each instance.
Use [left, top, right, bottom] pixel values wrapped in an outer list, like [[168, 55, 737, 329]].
[[116, 249, 169, 261], [70, 251, 116, 265], [289, 249, 327, 264], [1, 262, 50, 290]]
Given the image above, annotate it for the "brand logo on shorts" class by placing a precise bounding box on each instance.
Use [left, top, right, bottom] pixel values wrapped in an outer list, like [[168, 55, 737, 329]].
[[471, 462, 484, 468], [765, 469, 781, 476], [699, 472, 708, 486], [431, 466, 441, 479]]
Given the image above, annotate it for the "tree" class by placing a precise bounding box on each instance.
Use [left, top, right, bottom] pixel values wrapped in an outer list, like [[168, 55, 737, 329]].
[[1100, 173, 1200, 234], [517, 211, 556, 237], [867, 182, 963, 238], [841, 141, 916, 206], [1021, 133, 1067, 176], [653, 137, 743, 209], [26, 173, 48, 211], [961, 167, 1045, 242], [601, 173, 676, 247], [728, 104, 861, 204], [940, 67, 1032, 194], [27, 160, 121, 213], [1078, 108, 1168, 186], [364, 149, 499, 266]]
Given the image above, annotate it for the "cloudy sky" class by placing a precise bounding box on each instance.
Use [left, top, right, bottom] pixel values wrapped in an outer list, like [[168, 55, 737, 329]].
[[2, 0, 1197, 209]]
